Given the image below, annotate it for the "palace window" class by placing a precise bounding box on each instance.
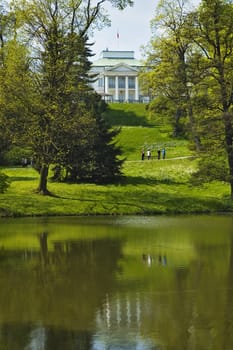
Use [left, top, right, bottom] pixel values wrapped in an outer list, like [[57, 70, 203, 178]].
[[108, 77, 115, 88], [128, 77, 135, 89], [98, 77, 104, 87], [118, 77, 125, 89]]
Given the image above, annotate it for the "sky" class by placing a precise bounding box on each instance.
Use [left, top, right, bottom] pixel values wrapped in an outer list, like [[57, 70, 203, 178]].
[[91, 0, 200, 61], [91, 1, 157, 60]]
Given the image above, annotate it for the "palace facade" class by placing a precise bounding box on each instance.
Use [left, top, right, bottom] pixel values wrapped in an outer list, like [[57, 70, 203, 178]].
[[91, 50, 148, 103]]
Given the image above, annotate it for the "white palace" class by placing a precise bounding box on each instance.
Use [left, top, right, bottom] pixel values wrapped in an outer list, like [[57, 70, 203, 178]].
[[91, 50, 149, 103]]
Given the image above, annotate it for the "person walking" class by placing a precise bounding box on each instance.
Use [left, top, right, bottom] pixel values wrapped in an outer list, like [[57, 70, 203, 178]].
[[162, 148, 166, 159], [147, 149, 151, 160], [157, 149, 161, 160], [141, 150, 145, 160]]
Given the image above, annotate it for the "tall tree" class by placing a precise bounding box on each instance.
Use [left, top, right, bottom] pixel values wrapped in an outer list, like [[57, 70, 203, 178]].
[[144, 0, 233, 198], [0, 2, 34, 163], [141, 0, 201, 148], [191, 0, 233, 197], [52, 93, 123, 183], [0, 2, 15, 52], [0, 4, 16, 153], [13, 0, 133, 194]]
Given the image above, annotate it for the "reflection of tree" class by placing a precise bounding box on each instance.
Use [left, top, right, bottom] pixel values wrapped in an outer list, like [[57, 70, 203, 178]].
[[0, 324, 93, 350], [39, 232, 49, 266], [116, 242, 232, 350], [45, 328, 92, 350], [223, 237, 233, 349], [0, 234, 124, 350], [0, 323, 33, 350], [0, 222, 233, 350]]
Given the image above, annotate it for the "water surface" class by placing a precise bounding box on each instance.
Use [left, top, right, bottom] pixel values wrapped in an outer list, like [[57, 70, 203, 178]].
[[0, 215, 232, 349]]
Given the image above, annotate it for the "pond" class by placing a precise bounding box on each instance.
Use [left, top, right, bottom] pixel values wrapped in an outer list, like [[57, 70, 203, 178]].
[[0, 215, 232, 350]]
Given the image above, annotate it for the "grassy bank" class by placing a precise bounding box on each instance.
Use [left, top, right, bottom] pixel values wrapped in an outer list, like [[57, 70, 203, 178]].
[[0, 158, 232, 217], [1, 103, 233, 217]]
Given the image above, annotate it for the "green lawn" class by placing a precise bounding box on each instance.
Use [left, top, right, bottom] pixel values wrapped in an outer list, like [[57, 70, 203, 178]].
[[103, 103, 154, 126], [104, 103, 192, 160], [0, 157, 232, 217], [117, 126, 192, 160], [0, 103, 233, 217]]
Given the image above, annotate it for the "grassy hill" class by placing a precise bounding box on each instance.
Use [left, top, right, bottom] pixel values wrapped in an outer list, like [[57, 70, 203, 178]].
[[0, 103, 233, 217], [103, 103, 154, 126], [103, 103, 192, 160]]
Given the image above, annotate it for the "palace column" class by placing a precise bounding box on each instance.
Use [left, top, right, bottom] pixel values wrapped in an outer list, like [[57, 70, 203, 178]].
[[135, 76, 139, 101], [104, 76, 109, 96], [125, 76, 129, 102], [115, 76, 119, 101]]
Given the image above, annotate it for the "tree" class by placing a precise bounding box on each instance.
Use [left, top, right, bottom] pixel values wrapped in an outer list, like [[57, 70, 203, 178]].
[[0, 4, 35, 170], [0, 39, 34, 142], [141, 0, 201, 148], [140, 36, 189, 137], [190, 0, 233, 197], [52, 93, 123, 183], [142, 0, 233, 198], [0, 5, 16, 156], [14, 0, 133, 194], [0, 2, 16, 52]]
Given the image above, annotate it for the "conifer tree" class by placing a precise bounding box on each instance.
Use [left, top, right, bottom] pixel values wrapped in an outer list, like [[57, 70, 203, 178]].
[[16, 0, 131, 193]]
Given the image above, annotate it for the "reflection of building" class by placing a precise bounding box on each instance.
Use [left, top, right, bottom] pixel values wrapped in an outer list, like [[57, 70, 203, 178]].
[[94, 292, 158, 349], [91, 50, 149, 103]]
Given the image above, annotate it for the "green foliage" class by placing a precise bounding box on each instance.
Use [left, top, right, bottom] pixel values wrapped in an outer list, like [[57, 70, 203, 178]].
[[0, 5, 16, 51], [191, 155, 229, 185], [0, 171, 9, 193], [142, 0, 233, 198], [30, 33, 96, 174], [0, 38, 34, 158], [0, 102, 232, 215], [140, 0, 197, 140], [52, 94, 123, 183], [1, 146, 32, 166], [14, 0, 132, 193], [148, 96, 187, 136], [110, 0, 133, 10]]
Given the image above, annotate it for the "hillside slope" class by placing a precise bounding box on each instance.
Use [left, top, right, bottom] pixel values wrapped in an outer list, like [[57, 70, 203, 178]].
[[103, 103, 192, 160]]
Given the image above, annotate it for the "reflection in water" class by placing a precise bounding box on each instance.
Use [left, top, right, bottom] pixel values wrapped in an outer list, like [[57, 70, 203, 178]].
[[94, 292, 158, 349], [142, 254, 167, 267], [0, 215, 232, 349]]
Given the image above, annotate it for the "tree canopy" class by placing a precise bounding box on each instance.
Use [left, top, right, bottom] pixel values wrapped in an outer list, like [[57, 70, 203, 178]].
[[142, 0, 233, 198], [0, 0, 133, 194]]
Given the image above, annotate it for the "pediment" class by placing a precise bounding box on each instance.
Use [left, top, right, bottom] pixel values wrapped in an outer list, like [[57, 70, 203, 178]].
[[106, 63, 138, 73]]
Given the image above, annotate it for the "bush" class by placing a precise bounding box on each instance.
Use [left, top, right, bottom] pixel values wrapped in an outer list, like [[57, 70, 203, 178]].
[[190, 155, 228, 185], [0, 171, 10, 193], [1, 146, 32, 166]]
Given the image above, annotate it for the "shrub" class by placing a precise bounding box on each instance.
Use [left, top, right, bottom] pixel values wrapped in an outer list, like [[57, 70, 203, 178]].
[[1, 146, 32, 166], [0, 171, 10, 193], [190, 155, 228, 185]]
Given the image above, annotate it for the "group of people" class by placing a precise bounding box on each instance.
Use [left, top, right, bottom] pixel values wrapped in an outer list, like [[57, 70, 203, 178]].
[[141, 148, 166, 161], [21, 157, 28, 167], [21, 157, 34, 167]]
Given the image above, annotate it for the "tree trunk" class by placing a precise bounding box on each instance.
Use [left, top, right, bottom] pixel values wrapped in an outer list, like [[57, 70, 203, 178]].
[[185, 88, 201, 152], [173, 108, 182, 137], [37, 164, 50, 195], [223, 112, 233, 199]]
